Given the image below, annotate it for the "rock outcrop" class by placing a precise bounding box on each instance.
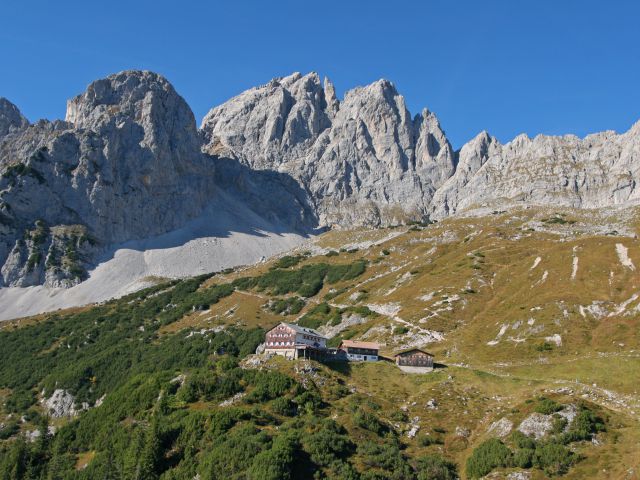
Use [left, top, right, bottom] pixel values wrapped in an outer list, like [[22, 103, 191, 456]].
[[0, 98, 29, 139]]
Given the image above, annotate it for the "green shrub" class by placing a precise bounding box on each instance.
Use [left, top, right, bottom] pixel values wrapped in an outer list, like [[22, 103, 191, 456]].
[[465, 438, 512, 478], [325, 250, 339, 257], [0, 421, 19, 440], [389, 410, 408, 423], [26, 252, 41, 271], [353, 409, 387, 436], [303, 420, 354, 467], [270, 397, 295, 416], [535, 342, 554, 351], [5, 389, 36, 413], [510, 430, 536, 450], [273, 255, 304, 269], [348, 305, 376, 317], [512, 448, 534, 468], [269, 297, 305, 315], [551, 415, 568, 434], [2, 163, 46, 184], [324, 287, 347, 301], [535, 397, 563, 415], [293, 390, 323, 415], [533, 442, 575, 476], [559, 405, 605, 443], [245, 371, 294, 403], [298, 302, 342, 330], [234, 261, 366, 298], [416, 454, 458, 480], [393, 326, 409, 335], [357, 439, 413, 478], [417, 434, 443, 447]]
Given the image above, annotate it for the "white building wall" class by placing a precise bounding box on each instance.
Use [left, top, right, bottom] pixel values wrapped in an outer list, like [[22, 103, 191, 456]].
[[346, 353, 378, 362]]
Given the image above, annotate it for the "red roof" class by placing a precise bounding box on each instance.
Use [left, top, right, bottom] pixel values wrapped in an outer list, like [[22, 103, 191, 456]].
[[340, 340, 380, 350]]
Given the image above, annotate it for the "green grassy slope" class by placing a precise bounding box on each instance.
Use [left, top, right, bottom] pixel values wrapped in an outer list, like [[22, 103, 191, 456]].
[[0, 206, 639, 479]]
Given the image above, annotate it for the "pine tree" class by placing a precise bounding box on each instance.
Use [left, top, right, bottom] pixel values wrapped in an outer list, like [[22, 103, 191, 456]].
[[122, 428, 145, 480], [138, 419, 161, 480], [0, 438, 28, 480]]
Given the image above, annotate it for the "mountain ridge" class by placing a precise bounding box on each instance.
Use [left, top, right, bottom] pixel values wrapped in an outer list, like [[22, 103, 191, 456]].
[[1, 69, 639, 295]]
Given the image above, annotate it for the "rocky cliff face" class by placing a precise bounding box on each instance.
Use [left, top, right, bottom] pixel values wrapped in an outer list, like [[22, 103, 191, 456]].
[[2, 69, 639, 290], [203, 71, 640, 225], [0, 71, 312, 288], [0, 98, 29, 139], [201, 72, 456, 227], [430, 123, 640, 219]]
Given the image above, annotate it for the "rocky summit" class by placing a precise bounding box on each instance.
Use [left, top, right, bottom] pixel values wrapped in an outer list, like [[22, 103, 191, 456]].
[[1, 70, 639, 291], [201, 72, 456, 227]]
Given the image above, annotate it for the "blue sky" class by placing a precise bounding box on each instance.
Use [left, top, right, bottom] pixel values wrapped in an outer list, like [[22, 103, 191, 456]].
[[1, 0, 638, 148]]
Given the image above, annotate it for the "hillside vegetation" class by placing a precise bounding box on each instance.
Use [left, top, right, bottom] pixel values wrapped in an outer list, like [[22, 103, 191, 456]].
[[0, 206, 639, 479]]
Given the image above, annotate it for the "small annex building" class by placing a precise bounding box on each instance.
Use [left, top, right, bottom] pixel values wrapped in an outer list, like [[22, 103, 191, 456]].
[[394, 348, 434, 373], [338, 340, 380, 361], [264, 322, 327, 360]]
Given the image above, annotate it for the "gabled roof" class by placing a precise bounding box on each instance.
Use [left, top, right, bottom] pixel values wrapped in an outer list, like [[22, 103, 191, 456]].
[[394, 348, 434, 357], [269, 322, 327, 339], [340, 340, 380, 350]]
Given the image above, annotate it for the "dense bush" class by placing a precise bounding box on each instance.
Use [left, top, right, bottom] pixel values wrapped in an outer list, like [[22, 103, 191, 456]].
[[303, 420, 354, 467], [234, 260, 366, 298], [268, 296, 305, 315], [417, 434, 443, 447], [533, 442, 575, 475], [393, 326, 409, 335], [358, 438, 414, 480], [247, 433, 298, 480], [245, 371, 295, 403], [558, 405, 605, 443], [512, 448, 534, 468], [273, 255, 305, 269], [298, 302, 342, 329], [465, 438, 512, 478], [510, 430, 536, 450], [353, 409, 387, 436], [535, 397, 563, 415], [474, 403, 604, 478], [416, 454, 457, 480]]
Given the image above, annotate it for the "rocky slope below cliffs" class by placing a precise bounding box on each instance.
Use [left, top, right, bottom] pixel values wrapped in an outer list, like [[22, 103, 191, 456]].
[[201, 72, 456, 227], [0, 71, 313, 290]]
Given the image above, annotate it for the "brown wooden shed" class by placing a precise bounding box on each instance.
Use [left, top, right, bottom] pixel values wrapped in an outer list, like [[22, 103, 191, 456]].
[[394, 348, 434, 368]]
